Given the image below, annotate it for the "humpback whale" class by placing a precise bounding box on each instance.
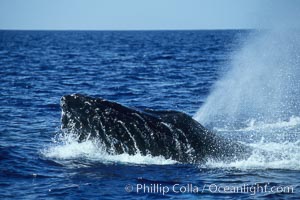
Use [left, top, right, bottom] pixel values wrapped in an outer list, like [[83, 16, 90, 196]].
[[60, 94, 249, 163]]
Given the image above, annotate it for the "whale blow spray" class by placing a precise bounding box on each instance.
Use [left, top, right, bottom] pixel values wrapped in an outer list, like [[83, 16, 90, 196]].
[[194, 30, 300, 128]]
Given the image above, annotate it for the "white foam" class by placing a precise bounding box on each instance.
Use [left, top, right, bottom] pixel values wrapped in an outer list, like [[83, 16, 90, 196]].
[[241, 116, 300, 131], [214, 116, 300, 132], [42, 135, 177, 165], [204, 140, 300, 170]]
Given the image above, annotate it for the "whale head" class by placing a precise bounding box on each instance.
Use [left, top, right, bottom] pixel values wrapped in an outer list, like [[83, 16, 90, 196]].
[[60, 94, 208, 161], [60, 94, 250, 162]]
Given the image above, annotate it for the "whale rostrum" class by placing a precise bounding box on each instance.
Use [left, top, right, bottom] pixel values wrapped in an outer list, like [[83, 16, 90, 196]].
[[60, 94, 250, 163]]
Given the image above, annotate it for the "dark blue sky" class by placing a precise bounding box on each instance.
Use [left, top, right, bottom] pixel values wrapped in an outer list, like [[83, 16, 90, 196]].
[[0, 0, 299, 30]]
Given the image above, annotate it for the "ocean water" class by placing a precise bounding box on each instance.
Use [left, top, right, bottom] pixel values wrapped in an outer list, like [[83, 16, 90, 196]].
[[0, 30, 299, 199]]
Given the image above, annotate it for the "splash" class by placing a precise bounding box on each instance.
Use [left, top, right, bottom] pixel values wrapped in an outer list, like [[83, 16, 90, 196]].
[[204, 140, 300, 170], [213, 116, 300, 132], [42, 132, 177, 165]]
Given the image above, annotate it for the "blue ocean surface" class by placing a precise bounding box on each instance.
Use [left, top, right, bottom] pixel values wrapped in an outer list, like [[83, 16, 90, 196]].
[[0, 30, 299, 199]]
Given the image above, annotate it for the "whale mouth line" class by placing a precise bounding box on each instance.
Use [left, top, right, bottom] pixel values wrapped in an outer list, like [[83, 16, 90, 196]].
[[58, 94, 251, 163]]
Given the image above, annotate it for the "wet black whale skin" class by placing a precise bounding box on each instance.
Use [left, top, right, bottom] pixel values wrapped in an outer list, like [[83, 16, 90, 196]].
[[60, 94, 250, 163]]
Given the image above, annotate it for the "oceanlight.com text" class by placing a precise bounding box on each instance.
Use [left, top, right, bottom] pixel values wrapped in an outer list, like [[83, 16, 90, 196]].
[[125, 183, 294, 196]]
